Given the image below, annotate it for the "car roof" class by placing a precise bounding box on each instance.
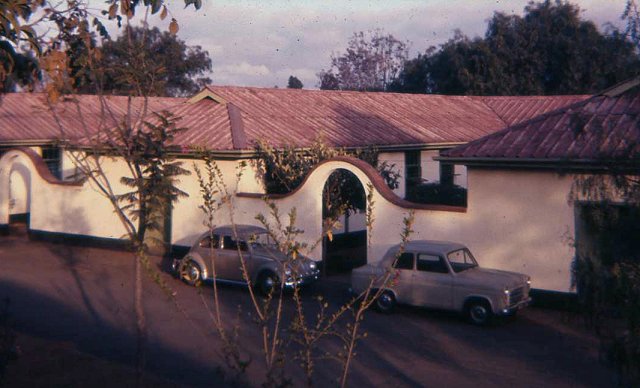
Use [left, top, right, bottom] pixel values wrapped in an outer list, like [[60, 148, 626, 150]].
[[404, 240, 467, 254], [199, 224, 268, 239], [380, 240, 468, 266]]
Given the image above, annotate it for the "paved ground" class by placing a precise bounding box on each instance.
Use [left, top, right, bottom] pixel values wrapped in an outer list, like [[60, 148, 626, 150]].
[[0, 227, 615, 387]]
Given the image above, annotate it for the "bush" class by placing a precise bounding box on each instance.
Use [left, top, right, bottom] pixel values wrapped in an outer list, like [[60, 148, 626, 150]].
[[406, 183, 467, 207]]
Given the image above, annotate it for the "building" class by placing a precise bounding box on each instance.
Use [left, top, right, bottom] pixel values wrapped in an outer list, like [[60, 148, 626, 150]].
[[2, 84, 633, 293]]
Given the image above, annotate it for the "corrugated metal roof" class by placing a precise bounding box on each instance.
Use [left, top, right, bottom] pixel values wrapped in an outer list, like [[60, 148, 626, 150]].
[[476, 95, 590, 126], [1, 88, 590, 151], [158, 86, 586, 151], [0, 93, 184, 142], [443, 84, 640, 163]]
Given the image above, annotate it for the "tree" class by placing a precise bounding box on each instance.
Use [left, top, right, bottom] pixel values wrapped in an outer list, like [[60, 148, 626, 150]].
[[391, 1, 640, 95], [70, 26, 211, 97], [624, 0, 640, 50], [287, 75, 303, 89], [318, 29, 409, 91]]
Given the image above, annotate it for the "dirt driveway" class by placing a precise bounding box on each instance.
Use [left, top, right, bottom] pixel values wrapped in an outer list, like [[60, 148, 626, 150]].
[[0, 230, 614, 387]]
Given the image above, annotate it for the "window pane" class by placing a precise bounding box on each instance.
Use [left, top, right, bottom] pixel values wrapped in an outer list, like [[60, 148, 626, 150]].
[[223, 236, 247, 251], [417, 254, 449, 273], [393, 252, 414, 270], [447, 249, 477, 272], [199, 235, 219, 248]]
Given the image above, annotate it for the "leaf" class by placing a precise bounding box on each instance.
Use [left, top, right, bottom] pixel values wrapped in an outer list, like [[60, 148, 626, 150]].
[[151, 0, 162, 14], [169, 18, 179, 36], [108, 3, 117, 19], [184, 0, 202, 10], [160, 5, 168, 20]]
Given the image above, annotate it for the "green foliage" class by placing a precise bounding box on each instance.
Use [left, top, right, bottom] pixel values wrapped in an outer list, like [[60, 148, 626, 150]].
[[287, 75, 303, 89], [114, 111, 191, 245], [0, 1, 202, 97], [406, 182, 467, 207], [255, 137, 400, 218], [69, 26, 212, 97], [391, 1, 640, 95]]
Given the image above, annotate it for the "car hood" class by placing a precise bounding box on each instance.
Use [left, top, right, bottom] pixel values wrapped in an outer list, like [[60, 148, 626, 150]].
[[455, 267, 529, 290], [252, 246, 317, 274]]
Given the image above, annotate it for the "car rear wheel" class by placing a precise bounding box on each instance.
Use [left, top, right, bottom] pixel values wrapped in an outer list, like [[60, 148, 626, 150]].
[[375, 290, 396, 313], [180, 260, 202, 287], [257, 271, 279, 296], [466, 300, 493, 326]]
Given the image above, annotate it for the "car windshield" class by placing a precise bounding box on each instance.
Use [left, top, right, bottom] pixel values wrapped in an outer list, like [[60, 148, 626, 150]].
[[248, 232, 277, 248], [447, 248, 478, 273]]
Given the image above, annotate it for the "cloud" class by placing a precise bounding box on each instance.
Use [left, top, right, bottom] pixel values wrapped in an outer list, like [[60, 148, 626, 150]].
[[134, 0, 629, 89]]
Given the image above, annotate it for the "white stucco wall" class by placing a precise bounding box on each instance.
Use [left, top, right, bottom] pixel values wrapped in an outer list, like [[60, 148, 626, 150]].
[[1, 149, 578, 293], [420, 150, 439, 184]]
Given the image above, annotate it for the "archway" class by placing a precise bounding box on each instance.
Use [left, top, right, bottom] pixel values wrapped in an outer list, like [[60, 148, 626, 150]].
[[8, 162, 31, 227], [322, 168, 367, 274]]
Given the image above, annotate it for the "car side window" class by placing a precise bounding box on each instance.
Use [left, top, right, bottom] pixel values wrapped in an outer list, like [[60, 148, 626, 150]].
[[199, 235, 220, 249], [222, 235, 248, 251], [417, 254, 449, 274], [393, 252, 414, 270]]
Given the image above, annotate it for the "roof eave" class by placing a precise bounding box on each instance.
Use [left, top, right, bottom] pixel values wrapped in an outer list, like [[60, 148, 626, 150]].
[[436, 156, 640, 171]]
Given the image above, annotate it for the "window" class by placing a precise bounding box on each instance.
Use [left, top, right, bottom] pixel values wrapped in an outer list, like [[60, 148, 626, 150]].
[[417, 254, 449, 273], [41, 146, 61, 179], [199, 235, 220, 248], [405, 151, 421, 198], [222, 236, 248, 251], [440, 163, 454, 186], [447, 249, 478, 273], [393, 252, 414, 270]]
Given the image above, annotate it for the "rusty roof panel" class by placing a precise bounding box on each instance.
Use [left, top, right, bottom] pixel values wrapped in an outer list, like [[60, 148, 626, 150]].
[[2, 87, 589, 152], [444, 85, 640, 162], [0, 93, 184, 142], [475, 95, 590, 127]]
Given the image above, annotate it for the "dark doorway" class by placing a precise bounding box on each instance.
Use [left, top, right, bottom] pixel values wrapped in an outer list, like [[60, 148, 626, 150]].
[[321, 169, 367, 274]]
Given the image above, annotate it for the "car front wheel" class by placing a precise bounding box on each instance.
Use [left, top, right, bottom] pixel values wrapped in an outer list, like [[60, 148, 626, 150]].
[[466, 300, 493, 326], [180, 260, 202, 287], [375, 290, 396, 313], [257, 271, 279, 296]]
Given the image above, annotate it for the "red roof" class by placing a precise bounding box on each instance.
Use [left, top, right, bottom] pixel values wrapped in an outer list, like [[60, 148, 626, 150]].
[[159, 86, 589, 151], [475, 95, 589, 127], [443, 82, 640, 163], [0, 93, 184, 143], [0, 88, 590, 151]]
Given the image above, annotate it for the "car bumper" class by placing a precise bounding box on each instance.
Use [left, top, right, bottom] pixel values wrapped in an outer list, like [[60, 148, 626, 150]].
[[284, 271, 320, 288], [499, 297, 532, 315]]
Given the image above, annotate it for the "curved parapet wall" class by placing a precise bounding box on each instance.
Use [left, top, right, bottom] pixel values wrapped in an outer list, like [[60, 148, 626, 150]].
[[227, 156, 470, 271], [237, 155, 466, 213], [1, 147, 82, 187], [0, 147, 127, 239]]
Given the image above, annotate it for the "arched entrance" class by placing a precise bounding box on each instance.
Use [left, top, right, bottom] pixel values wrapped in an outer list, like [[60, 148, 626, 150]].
[[9, 162, 31, 226], [322, 168, 367, 274]]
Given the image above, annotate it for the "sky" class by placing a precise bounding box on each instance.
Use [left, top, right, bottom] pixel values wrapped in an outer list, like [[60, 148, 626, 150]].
[[95, 0, 631, 89]]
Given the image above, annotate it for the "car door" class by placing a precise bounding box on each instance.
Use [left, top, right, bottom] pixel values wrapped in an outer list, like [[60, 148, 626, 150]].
[[217, 235, 249, 281], [390, 252, 415, 304], [195, 234, 220, 278], [411, 253, 453, 309]]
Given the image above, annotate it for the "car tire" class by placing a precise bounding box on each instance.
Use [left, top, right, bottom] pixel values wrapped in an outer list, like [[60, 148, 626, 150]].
[[375, 290, 396, 314], [180, 260, 202, 287], [257, 271, 279, 296], [466, 300, 493, 326]]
